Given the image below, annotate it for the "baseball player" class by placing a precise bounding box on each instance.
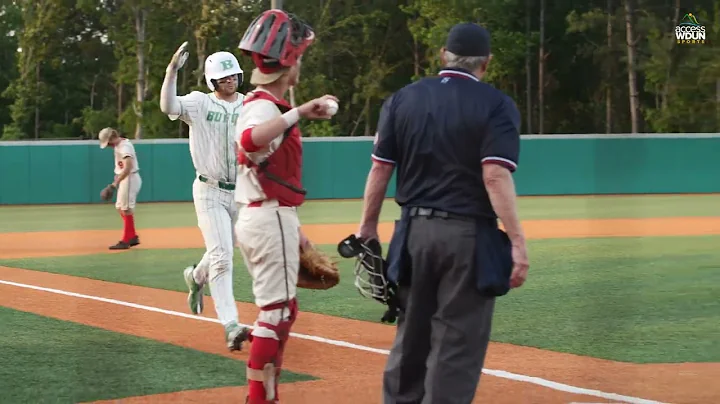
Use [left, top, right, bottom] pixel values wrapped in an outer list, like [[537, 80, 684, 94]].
[[159, 43, 249, 352], [234, 10, 338, 403], [98, 127, 142, 250]]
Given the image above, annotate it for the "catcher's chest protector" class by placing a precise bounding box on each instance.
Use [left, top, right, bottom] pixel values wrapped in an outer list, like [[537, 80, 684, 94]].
[[237, 91, 305, 206]]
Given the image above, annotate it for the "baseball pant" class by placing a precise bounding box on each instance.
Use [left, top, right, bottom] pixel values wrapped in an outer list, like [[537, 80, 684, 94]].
[[115, 172, 142, 211], [235, 199, 300, 308], [382, 215, 496, 404], [234, 199, 301, 403], [191, 178, 239, 327]]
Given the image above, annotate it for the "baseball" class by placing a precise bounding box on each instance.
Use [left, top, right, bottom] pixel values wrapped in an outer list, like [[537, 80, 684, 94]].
[[326, 99, 338, 116]]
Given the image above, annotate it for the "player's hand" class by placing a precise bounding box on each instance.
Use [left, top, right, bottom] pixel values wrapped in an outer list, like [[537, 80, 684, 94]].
[[356, 223, 379, 244], [167, 41, 189, 73], [509, 239, 529, 288], [297, 95, 339, 120], [299, 228, 311, 250]]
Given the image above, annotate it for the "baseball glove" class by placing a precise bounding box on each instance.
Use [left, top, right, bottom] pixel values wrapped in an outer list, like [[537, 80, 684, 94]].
[[100, 184, 116, 201], [298, 242, 340, 290]]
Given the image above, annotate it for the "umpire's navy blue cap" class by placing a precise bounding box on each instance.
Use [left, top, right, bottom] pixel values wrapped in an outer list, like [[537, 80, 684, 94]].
[[445, 22, 491, 57]]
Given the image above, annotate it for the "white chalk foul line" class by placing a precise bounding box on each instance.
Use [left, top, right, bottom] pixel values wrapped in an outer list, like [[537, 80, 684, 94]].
[[0, 279, 668, 404]]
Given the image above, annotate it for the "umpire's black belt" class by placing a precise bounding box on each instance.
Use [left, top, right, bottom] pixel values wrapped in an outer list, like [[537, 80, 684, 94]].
[[408, 207, 474, 222], [198, 175, 235, 191]]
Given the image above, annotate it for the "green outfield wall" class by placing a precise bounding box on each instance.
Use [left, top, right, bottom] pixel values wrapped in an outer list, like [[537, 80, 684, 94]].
[[0, 134, 719, 205]]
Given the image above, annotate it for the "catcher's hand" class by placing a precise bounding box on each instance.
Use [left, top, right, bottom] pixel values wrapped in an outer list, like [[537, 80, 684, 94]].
[[100, 184, 116, 201], [167, 41, 189, 72], [298, 242, 340, 290]]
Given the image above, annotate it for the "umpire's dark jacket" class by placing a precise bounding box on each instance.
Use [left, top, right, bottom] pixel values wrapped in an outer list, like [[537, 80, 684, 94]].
[[372, 67, 521, 297]]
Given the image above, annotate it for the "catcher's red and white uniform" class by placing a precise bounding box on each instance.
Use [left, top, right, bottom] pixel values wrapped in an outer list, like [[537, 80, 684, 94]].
[[235, 8, 316, 402], [233, 88, 304, 402], [234, 89, 305, 308], [113, 138, 142, 211]]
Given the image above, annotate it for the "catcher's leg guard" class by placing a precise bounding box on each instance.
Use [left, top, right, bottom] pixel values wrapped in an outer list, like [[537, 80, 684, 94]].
[[246, 299, 298, 403]]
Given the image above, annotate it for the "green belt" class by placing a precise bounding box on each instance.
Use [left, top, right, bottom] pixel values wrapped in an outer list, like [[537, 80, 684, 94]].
[[198, 175, 235, 191]]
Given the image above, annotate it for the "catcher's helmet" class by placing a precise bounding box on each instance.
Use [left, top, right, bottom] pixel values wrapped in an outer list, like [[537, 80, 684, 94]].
[[238, 9, 314, 73], [204, 51, 243, 92], [338, 235, 399, 323], [338, 235, 391, 303]]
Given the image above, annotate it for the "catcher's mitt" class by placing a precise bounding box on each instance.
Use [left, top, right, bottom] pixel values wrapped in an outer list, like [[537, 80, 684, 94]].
[[100, 184, 116, 201], [298, 242, 340, 290]]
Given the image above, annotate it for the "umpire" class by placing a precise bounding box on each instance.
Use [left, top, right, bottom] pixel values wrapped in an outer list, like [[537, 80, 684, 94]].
[[356, 22, 530, 403]]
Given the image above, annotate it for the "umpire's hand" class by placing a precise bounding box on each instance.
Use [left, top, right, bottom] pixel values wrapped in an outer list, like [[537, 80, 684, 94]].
[[510, 240, 529, 288]]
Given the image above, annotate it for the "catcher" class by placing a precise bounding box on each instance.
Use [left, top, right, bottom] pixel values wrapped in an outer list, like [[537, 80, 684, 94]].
[[98, 127, 142, 250], [232, 9, 338, 404]]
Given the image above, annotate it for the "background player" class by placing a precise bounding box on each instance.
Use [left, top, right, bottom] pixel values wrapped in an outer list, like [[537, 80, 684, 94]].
[[234, 10, 338, 403], [159, 42, 249, 351], [98, 127, 142, 250]]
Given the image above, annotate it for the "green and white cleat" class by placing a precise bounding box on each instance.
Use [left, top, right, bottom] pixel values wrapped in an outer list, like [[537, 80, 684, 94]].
[[225, 322, 251, 352], [183, 265, 204, 315]]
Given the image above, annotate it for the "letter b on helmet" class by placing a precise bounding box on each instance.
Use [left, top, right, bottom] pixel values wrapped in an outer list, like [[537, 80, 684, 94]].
[[204, 51, 244, 91]]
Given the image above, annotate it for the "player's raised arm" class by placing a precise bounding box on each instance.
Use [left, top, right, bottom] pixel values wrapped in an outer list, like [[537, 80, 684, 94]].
[[160, 41, 189, 118]]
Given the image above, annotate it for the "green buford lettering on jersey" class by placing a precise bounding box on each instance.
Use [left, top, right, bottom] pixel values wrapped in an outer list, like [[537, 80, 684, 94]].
[[206, 111, 238, 124]]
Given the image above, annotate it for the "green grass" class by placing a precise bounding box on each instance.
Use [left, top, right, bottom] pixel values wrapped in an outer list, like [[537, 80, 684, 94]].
[[2, 194, 719, 365], [491, 235, 720, 363], [0, 307, 313, 403], [1, 194, 720, 232], [513, 193, 720, 219], [0, 199, 397, 233], [0, 245, 386, 324], [2, 237, 719, 364]]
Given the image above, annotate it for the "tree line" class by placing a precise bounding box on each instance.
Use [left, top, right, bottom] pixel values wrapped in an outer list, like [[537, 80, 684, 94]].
[[0, 0, 718, 141]]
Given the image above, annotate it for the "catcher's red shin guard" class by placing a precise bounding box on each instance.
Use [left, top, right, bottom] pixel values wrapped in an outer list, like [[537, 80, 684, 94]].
[[247, 336, 280, 402], [246, 299, 298, 403]]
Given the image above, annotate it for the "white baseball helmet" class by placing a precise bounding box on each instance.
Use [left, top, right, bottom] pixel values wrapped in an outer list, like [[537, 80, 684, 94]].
[[204, 51, 243, 92]]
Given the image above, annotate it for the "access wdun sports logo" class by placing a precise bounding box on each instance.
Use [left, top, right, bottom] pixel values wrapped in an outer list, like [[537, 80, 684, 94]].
[[675, 13, 705, 44]]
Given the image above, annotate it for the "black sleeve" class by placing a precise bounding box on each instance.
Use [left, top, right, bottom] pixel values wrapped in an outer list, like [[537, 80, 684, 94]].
[[481, 95, 520, 172], [371, 94, 398, 165]]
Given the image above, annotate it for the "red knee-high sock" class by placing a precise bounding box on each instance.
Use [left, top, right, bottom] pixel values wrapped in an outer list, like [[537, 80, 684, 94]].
[[247, 336, 280, 402], [122, 214, 136, 242], [246, 300, 298, 403], [118, 211, 126, 241]]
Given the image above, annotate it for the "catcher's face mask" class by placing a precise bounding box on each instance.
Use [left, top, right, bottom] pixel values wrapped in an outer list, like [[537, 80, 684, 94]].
[[338, 235, 391, 304]]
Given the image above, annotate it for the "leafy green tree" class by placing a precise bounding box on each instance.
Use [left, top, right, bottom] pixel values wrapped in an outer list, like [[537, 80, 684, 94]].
[[1, 0, 719, 139]]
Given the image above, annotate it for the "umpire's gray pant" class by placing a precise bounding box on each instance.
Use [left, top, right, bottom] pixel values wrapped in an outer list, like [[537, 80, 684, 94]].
[[382, 215, 496, 404]]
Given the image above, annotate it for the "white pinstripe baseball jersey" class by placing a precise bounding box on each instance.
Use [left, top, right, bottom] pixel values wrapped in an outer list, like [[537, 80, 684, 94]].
[[168, 91, 245, 183]]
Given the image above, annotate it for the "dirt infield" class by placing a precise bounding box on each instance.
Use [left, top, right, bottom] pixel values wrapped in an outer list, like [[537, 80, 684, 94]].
[[1, 217, 720, 403], [3, 216, 720, 259]]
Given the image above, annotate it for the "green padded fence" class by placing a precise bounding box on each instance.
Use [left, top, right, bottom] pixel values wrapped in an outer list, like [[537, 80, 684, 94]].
[[0, 134, 718, 205]]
